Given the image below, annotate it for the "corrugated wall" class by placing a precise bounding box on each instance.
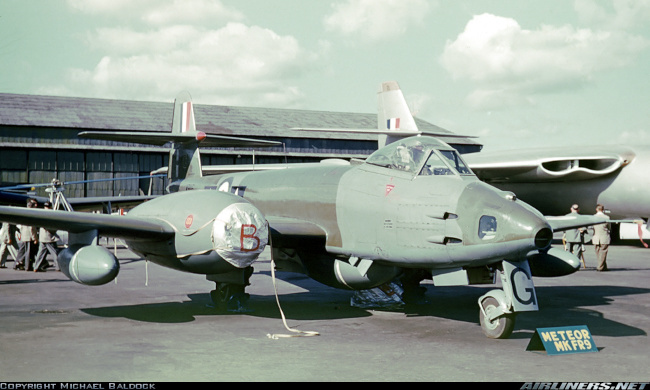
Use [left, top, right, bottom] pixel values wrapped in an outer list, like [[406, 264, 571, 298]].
[[0, 148, 167, 199]]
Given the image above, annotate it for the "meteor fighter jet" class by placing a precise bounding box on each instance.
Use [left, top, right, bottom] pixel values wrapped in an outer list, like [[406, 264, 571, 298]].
[[0, 88, 604, 339]]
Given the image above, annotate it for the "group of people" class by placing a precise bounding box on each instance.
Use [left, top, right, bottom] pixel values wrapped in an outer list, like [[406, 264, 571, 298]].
[[0, 198, 60, 272], [564, 203, 611, 272]]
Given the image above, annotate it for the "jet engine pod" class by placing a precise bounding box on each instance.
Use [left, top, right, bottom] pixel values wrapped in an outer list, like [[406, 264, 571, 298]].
[[125, 190, 269, 275], [527, 247, 580, 277], [298, 251, 402, 290], [58, 244, 120, 285]]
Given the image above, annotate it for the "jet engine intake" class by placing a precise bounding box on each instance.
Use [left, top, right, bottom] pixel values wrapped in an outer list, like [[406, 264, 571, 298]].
[[58, 244, 120, 286]]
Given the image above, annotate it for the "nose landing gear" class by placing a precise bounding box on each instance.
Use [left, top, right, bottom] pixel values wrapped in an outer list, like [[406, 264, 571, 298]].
[[479, 295, 516, 339], [478, 260, 538, 339]]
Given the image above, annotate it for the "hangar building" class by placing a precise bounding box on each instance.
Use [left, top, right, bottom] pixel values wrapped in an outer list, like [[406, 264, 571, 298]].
[[0, 93, 481, 198]]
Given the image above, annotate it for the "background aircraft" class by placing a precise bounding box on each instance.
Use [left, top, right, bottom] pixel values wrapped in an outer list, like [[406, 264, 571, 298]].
[[0, 89, 604, 339], [465, 145, 650, 243]]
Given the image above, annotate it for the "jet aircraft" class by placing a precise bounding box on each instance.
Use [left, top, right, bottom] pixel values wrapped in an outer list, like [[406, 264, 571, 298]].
[[0, 88, 605, 339], [465, 146, 650, 241]]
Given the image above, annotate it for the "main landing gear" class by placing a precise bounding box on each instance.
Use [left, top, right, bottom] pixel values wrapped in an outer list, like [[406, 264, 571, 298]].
[[206, 267, 254, 313]]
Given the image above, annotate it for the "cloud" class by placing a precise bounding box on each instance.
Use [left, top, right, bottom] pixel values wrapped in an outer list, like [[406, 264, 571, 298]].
[[49, 1, 313, 107], [67, 0, 244, 25], [574, 0, 650, 30], [141, 0, 245, 25], [323, 0, 432, 41], [440, 13, 649, 109]]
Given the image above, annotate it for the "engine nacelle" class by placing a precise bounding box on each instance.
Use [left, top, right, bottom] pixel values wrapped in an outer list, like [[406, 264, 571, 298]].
[[297, 250, 402, 290], [126, 190, 268, 274], [58, 244, 120, 286], [527, 247, 580, 277]]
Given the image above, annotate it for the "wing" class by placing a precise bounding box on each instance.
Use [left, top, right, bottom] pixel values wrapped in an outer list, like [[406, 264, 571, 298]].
[[546, 214, 608, 232], [467, 146, 635, 183], [0, 191, 155, 212], [267, 216, 328, 248], [0, 206, 174, 242]]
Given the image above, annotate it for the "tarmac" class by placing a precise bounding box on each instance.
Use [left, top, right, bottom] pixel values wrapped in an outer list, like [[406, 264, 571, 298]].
[[1, 241, 649, 382]]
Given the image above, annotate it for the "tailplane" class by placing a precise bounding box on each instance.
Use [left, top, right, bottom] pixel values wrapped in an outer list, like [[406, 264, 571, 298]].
[[78, 92, 280, 192], [292, 81, 419, 148], [294, 81, 473, 148]]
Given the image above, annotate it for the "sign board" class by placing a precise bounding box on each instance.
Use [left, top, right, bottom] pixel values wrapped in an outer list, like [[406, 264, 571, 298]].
[[526, 325, 598, 355]]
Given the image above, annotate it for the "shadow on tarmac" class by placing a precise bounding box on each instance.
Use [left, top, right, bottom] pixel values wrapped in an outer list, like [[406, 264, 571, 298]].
[[79, 267, 648, 340], [403, 284, 649, 339], [81, 291, 371, 323]]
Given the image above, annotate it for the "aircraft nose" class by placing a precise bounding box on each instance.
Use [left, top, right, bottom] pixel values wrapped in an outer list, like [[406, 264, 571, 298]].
[[457, 182, 552, 254]]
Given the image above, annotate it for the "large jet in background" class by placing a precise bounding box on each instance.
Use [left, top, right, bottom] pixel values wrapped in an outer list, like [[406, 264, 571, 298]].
[[0, 88, 605, 339], [465, 140, 650, 242]]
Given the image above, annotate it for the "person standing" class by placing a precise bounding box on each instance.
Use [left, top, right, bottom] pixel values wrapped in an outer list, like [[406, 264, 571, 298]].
[[564, 204, 585, 254], [0, 222, 18, 268], [14, 199, 39, 271], [592, 204, 611, 272], [33, 202, 60, 272]]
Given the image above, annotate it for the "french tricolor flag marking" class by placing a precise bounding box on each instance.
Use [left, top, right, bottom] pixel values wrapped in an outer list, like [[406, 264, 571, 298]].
[[387, 118, 400, 130], [181, 102, 192, 133]]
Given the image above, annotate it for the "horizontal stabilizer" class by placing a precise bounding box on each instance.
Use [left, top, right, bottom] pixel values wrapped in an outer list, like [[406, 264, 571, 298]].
[[293, 127, 476, 139], [78, 131, 281, 148], [293, 127, 420, 137]]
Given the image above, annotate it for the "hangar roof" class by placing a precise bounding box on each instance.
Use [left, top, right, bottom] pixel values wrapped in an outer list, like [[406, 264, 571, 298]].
[[0, 93, 481, 148]]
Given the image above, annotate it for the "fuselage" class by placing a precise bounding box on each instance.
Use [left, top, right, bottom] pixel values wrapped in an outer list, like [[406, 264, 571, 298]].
[[179, 136, 553, 270]]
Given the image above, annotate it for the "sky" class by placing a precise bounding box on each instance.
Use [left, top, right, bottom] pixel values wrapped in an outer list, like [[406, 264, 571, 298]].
[[1, 0, 649, 152]]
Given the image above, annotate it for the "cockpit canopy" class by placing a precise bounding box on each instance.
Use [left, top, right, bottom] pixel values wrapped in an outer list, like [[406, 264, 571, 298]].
[[365, 136, 474, 176]]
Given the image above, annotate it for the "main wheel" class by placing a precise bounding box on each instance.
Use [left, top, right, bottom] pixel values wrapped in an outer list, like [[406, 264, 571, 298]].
[[479, 296, 515, 339], [209, 284, 251, 313]]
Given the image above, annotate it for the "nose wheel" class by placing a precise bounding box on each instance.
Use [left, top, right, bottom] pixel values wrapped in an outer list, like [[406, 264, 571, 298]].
[[479, 296, 515, 339]]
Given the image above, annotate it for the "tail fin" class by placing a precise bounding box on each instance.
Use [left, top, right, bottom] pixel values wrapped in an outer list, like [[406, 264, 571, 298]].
[[292, 81, 420, 148], [169, 92, 202, 185], [293, 80, 476, 149], [173, 91, 197, 135], [377, 81, 420, 148], [77, 92, 281, 193]]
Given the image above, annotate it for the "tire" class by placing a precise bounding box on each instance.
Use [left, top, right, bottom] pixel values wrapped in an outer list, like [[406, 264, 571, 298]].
[[209, 285, 230, 312], [479, 296, 515, 339]]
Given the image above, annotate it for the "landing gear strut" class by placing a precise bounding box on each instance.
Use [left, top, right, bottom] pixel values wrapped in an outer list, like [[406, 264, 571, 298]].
[[479, 296, 516, 339], [206, 267, 254, 313], [478, 260, 538, 339]]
